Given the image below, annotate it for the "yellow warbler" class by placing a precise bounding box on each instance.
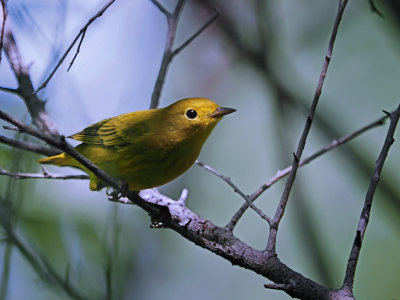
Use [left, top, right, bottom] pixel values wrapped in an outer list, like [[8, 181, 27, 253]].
[[39, 98, 235, 191]]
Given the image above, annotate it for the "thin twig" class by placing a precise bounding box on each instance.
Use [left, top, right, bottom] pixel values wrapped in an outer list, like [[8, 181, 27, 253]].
[[0, 166, 89, 180], [67, 30, 86, 72], [0, 86, 19, 95], [172, 8, 220, 57], [368, 0, 384, 18], [0, 0, 7, 63], [0, 110, 339, 299], [150, 0, 170, 16], [2, 125, 18, 131], [265, 0, 349, 253], [0, 135, 61, 156], [3, 24, 59, 136], [149, 0, 186, 109], [33, 0, 117, 94], [149, 2, 219, 109], [195, 161, 271, 225], [254, 112, 388, 200], [0, 203, 88, 300], [0, 109, 122, 190], [226, 109, 387, 230], [342, 104, 400, 294]]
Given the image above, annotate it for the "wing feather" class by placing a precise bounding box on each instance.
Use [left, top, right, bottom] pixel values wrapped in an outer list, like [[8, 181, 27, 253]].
[[69, 110, 156, 147]]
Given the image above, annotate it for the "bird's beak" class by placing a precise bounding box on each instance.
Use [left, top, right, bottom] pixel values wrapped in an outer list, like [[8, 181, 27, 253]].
[[209, 107, 236, 118]]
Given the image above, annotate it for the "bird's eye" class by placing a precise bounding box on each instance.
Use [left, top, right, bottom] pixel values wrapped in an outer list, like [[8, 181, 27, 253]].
[[186, 109, 197, 119]]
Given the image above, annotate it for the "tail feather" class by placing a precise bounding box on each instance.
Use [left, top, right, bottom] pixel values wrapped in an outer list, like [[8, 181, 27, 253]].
[[38, 153, 72, 166]]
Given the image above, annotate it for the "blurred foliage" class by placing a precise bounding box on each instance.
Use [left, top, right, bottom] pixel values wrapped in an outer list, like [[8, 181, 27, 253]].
[[0, 0, 399, 299]]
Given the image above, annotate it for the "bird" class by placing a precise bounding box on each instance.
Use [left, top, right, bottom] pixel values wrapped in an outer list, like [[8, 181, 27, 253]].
[[39, 98, 235, 191]]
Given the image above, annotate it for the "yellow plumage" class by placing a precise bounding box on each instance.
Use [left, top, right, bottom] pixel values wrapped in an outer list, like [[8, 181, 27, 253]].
[[39, 98, 235, 191]]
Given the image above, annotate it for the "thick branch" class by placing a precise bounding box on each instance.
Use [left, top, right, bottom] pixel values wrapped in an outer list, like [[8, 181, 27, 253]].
[[342, 105, 400, 294], [0, 109, 339, 300], [266, 0, 349, 253]]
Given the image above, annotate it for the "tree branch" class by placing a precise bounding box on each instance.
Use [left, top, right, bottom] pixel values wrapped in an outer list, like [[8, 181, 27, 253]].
[[368, 0, 384, 17], [0, 166, 89, 180], [171, 8, 220, 57], [195, 160, 271, 225], [150, 0, 170, 16], [149, 2, 219, 109], [0, 197, 89, 300], [266, 0, 349, 253], [33, 0, 117, 94], [0, 86, 19, 95], [2, 23, 59, 136], [0, 108, 342, 300], [342, 105, 400, 294], [0, 135, 61, 156], [149, 0, 186, 109], [226, 109, 388, 230], [0, 0, 7, 64]]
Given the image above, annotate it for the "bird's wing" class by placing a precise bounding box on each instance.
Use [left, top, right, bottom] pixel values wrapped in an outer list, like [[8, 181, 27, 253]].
[[69, 111, 154, 147]]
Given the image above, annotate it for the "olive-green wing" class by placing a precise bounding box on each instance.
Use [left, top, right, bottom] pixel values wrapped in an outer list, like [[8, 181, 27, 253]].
[[69, 111, 154, 147]]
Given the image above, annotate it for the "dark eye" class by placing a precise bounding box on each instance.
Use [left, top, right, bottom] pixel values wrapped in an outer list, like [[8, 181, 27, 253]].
[[186, 109, 197, 119]]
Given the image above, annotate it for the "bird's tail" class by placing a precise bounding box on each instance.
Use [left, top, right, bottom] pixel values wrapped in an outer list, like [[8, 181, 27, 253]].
[[38, 153, 73, 167]]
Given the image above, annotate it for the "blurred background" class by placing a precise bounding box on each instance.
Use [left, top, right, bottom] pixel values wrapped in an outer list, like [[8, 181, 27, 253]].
[[0, 0, 399, 299]]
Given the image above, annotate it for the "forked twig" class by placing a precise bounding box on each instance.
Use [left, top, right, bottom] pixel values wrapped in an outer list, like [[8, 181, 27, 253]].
[[33, 0, 117, 94], [342, 105, 400, 294], [195, 161, 271, 225], [265, 0, 349, 253], [149, 0, 219, 109], [226, 111, 388, 230], [172, 8, 219, 57]]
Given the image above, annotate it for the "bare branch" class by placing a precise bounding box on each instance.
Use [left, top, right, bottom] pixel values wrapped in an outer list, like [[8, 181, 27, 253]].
[[149, 3, 218, 109], [150, 0, 170, 16], [67, 29, 86, 72], [195, 160, 271, 226], [0, 166, 89, 180], [33, 0, 117, 94], [149, 0, 186, 109], [0, 86, 19, 95], [3, 24, 59, 136], [266, 0, 349, 253], [0, 0, 7, 63], [0, 199, 89, 300], [342, 104, 400, 294], [227, 109, 388, 230], [0, 108, 343, 299], [172, 8, 219, 57], [368, 0, 384, 18], [0, 109, 122, 190], [0, 135, 60, 156]]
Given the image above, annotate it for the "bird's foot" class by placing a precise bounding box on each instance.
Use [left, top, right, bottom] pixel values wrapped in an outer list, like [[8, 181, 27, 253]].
[[106, 181, 129, 201]]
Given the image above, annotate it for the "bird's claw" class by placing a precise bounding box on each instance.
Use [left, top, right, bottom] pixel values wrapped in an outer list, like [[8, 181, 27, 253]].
[[106, 181, 129, 201]]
